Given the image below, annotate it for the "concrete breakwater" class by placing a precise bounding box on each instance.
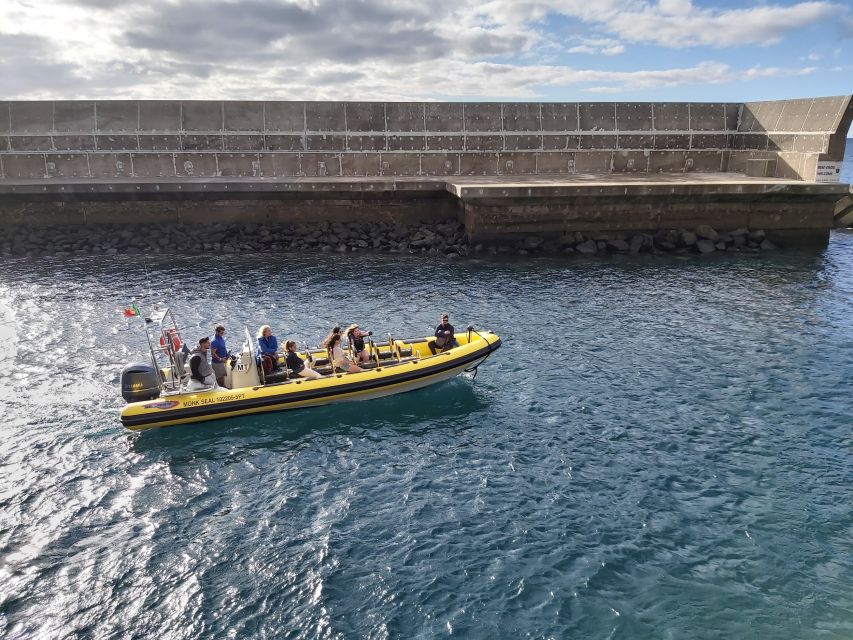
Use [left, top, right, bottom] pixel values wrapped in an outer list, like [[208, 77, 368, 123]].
[[0, 96, 850, 246], [0, 220, 779, 258]]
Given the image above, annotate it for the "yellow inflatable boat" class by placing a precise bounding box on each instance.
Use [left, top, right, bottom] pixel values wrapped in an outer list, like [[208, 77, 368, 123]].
[[119, 307, 501, 431]]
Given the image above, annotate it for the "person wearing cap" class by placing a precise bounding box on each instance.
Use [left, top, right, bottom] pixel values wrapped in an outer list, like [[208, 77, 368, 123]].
[[187, 336, 217, 389], [210, 325, 230, 387], [345, 324, 372, 363], [429, 313, 459, 354]]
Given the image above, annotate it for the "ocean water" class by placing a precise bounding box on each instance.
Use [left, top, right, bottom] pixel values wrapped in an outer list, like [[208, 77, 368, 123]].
[[2, 232, 853, 639]]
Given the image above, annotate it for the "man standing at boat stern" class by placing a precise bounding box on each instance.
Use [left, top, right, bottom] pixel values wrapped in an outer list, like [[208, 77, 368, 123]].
[[188, 337, 217, 390], [211, 325, 230, 387]]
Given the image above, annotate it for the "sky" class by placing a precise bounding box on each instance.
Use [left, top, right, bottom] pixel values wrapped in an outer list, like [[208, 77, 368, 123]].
[[0, 0, 851, 105]]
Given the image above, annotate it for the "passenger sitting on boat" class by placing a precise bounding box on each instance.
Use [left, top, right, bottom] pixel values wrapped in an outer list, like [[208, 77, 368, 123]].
[[322, 325, 341, 349], [257, 325, 280, 375], [211, 325, 230, 387], [187, 337, 217, 389], [429, 313, 459, 355], [346, 324, 372, 363], [285, 341, 322, 379], [328, 333, 363, 373]]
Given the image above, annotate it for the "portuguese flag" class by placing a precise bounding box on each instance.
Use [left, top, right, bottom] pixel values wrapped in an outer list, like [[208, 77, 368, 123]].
[[123, 303, 140, 318]]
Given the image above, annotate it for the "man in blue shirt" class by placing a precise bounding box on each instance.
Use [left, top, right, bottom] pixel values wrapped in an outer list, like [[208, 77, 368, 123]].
[[211, 324, 229, 387], [257, 324, 280, 374]]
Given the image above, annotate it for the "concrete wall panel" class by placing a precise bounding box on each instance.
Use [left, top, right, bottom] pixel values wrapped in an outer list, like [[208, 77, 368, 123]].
[[139, 102, 181, 132], [503, 103, 541, 131], [497, 152, 538, 175], [464, 104, 502, 132], [10, 102, 53, 134], [579, 103, 616, 131], [380, 152, 420, 176], [654, 134, 690, 150], [341, 152, 381, 176], [543, 135, 579, 150], [648, 151, 686, 172], [420, 152, 459, 176], [575, 151, 612, 173], [425, 103, 463, 132], [0, 102, 9, 134], [54, 102, 95, 132], [96, 101, 138, 132], [87, 152, 133, 178], [346, 103, 385, 131], [131, 152, 175, 178], [387, 135, 424, 151], [460, 152, 498, 175], [724, 104, 740, 131], [465, 135, 503, 151], [691, 133, 729, 149], [347, 135, 386, 152], [766, 133, 796, 152], [138, 134, 181, 151], [223, 134, 264, 151], [182, 134, 223, 151], [612, 150, 649, 172], [300, 152, 341, 177], [541, 103, 578, 131], [653, 103, 689, 130], [307, 134, 346, 151], [53, 135, 95, 151], [617, 134, 654, 149], [580, 135, 617, 150], [804, 96, 848, 131], [775, 98, 812, 132], [616, 103, 653, 131], [536, 152, 575, 174], [732, 133, 768, 150], [426, 135, 464, 151], [2, 154, 46, 179], [258, 153, 300, 177], [265, 135, 304, 151], [685, 151, 724, 172], [181, 101, 223, 132], [224, 101, 263, 132], [505, 134, 542, 151], [175, 153, 217, 177], [386, 103, 424, 132], [793, 134, 828, 153], [10, 136, 52, 152], [217, 153, 260, 177], [306, 103, 346, 132], [45, 154, 89, 178], [265, 102, 304, 132], [689, 104, 727, 131], [264, 134, 306, 151], [96, 134, 139, 151]]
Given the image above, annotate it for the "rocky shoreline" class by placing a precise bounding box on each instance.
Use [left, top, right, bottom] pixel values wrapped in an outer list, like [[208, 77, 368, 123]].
[[0, 220, 779, 258]]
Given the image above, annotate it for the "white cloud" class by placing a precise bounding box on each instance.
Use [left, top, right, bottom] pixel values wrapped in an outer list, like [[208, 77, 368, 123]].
[[0, 0, 838, 100]]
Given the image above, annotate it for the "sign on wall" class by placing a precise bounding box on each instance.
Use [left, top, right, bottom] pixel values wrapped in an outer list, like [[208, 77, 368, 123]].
[[815, 162, 841, 183]]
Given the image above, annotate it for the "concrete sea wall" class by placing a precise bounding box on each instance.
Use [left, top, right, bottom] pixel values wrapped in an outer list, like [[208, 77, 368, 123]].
[[0, 96, 850, 247], [0, 97, 849, 180]]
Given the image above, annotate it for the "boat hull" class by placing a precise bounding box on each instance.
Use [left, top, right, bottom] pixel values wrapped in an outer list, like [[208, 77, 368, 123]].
[[120, 331, 500, 430]]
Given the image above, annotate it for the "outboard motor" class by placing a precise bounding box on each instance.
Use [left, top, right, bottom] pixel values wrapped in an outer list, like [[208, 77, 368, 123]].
[[121, 362, 162, 403]]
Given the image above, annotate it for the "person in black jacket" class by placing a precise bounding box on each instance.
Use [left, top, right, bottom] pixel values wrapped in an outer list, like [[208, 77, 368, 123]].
[[285, 341, 322, 379], [429, 313, 459, 354]]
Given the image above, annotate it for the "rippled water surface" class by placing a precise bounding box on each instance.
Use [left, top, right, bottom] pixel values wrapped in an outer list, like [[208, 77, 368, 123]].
[[3, 229, 853, 638]]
